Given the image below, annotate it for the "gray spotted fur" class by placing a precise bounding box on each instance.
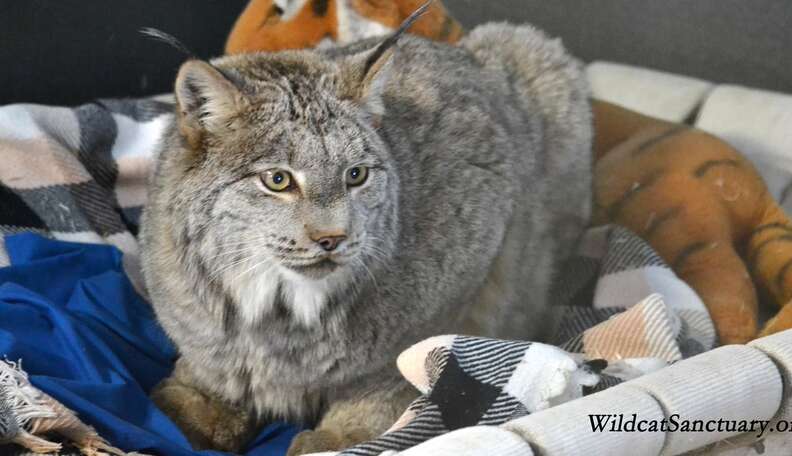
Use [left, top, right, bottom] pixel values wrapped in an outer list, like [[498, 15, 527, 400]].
[[140, 22, 591, 426]]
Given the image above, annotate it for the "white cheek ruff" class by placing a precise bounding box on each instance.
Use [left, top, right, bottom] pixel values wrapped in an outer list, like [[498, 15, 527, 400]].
[[281, 268, 330, 327], [227, 262, 331, 328], [227, 264, 281, 326]]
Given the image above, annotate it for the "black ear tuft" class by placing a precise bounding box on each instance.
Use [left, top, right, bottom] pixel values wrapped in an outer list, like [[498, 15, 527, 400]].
[[363, 0, 435, 77], [343, 0, 434, 114], [140, 27, 196, 58]]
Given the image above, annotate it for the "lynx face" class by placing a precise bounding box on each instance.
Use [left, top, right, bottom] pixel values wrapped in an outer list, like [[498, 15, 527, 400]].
[[166, 51, 399, 326]]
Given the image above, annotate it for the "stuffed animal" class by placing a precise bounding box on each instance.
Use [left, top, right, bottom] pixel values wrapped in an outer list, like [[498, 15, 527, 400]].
[[592, 100, 792, 344], [225, 0, 464, 54], [224, 0, 792, 343]]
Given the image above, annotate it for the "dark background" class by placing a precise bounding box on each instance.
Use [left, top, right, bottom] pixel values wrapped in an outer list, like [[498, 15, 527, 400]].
[[0, 0, 247, 105], [1, 0, 791, 106]]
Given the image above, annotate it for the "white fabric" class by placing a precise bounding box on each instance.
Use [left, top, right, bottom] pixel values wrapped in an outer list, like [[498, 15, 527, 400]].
[[750, 331, 792, 424], [503, 383, 666, 456], [694, 85, 792, 211], [627, 345, 783, 455], [687, 331, 792, 455], [305, 427, 535, 456], [353, 332, 792, 456], [503, 343, 599, 411], [397, 427, 534, 456], [577, 226, 715, 350], [586, 61, 713, 122]]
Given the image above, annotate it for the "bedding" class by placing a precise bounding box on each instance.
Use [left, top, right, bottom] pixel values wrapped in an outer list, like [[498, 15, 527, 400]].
[[0, 98, 300, 456], [325, 225, 714, 456], [0, 234, 299, 456], [0, 97, 716, 455]]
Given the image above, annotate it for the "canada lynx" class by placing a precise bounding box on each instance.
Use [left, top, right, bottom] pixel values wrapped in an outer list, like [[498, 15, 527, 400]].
[[140, 22, 591, 454]]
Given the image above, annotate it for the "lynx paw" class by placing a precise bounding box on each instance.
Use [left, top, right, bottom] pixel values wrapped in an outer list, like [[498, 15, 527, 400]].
[[286, 428, 373, 456], [151, 381, 257, 452]]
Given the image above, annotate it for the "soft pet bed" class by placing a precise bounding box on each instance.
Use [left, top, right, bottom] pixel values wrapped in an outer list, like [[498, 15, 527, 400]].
[[0, 69, 791, 455], [0, 95, 711, 455]]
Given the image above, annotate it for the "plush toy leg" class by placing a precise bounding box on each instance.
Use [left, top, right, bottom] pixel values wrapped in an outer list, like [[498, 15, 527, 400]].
[[595, 166, 759, 344], [593, 107, 776, 343], [645, 179, 758, 344], [671, 240, 759, 345]]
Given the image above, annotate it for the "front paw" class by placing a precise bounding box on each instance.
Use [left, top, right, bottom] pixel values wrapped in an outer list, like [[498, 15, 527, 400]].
[[287, 428, 373, 456], [152, 381, 257, 452]]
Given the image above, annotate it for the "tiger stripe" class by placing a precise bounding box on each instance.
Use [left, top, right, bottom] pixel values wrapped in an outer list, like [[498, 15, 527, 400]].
[[644, 205, 683, 239], [672, 241, 714, 270], [630, 126, 687, 157], [607, 169, 665, 220], [749, 222, 792, 239], [693, 159, 741, 178], [749, 234, 792, 267]]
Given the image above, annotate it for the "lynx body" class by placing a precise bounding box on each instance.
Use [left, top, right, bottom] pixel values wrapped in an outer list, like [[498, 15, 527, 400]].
[[140, 23, 591, 452]]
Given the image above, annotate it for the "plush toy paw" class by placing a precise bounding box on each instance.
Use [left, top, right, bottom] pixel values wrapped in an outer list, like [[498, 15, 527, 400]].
[[151, 380, 257, 452], [286, 427, 374, 456]]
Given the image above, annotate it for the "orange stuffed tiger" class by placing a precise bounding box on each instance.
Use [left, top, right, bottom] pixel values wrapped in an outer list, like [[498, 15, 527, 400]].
[[225, 0, 792, 343], [226, 0, 463, 54]]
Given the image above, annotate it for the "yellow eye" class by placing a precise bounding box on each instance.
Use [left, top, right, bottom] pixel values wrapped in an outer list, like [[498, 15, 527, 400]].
[[261, 169, 293, 192], [346, 166, 369, 187]]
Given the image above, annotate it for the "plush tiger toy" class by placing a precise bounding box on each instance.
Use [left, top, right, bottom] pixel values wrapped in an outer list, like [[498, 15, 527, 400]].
[[225, 0, 792, 343], [226, 0, 463, 54]]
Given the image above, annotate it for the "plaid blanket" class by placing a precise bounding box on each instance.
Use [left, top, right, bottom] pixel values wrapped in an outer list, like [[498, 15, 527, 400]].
[[327, 225, 716, 456], [0, 97, 174, 293], [0, 98, 715, 455]]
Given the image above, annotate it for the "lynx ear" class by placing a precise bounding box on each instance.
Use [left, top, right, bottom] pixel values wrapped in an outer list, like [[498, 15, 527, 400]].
[[341, 1, 433, 117], [174, 60, 246, 147], [342, 46, 396, 117]]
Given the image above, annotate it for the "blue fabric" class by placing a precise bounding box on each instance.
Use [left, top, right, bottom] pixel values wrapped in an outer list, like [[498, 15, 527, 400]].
[[0, 233, 300, 456]]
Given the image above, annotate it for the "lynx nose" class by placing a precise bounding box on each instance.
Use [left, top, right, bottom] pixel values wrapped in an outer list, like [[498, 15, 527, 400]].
[[313, 234, 347, 252]]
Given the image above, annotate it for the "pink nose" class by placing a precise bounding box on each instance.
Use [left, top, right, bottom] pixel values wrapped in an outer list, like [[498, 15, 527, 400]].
[[314, 235, 346, 252]]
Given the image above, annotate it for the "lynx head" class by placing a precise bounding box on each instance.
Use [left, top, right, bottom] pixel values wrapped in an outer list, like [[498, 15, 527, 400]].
[[166, 39, 404, 328]]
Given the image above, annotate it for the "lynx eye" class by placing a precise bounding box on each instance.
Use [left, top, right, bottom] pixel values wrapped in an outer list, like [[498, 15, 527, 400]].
[[261, 169, 293, 192], [346, 166, 369, 187]]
